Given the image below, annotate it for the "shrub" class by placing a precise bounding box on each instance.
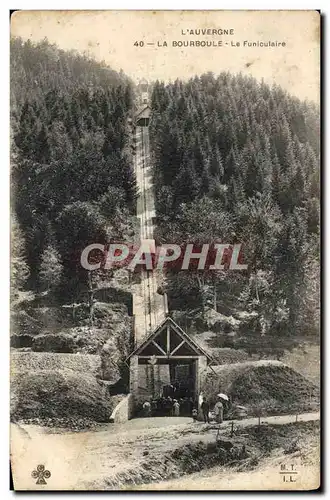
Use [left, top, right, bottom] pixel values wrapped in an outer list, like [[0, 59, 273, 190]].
[[11, 369, 113, 422], [202, 360, 319, 415], [32, 333, 76, 353], [10, 334, 34, 348]]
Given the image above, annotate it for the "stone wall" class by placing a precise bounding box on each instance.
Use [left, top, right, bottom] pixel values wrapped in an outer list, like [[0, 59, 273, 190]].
[[109, 393, 134, 423]]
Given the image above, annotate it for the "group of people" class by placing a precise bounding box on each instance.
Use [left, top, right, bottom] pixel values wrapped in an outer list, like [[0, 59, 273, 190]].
[[142, 396, 194, 417], [162, 381, 194, 400], [200, 396, 224, 424], [141, 394, 226, 423]]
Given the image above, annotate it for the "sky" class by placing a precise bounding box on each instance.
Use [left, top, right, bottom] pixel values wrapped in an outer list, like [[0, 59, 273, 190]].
[[11, 10, 320, 102]]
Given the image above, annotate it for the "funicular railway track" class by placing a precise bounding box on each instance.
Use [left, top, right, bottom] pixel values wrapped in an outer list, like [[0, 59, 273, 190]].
[[135, 123, 160, 341]]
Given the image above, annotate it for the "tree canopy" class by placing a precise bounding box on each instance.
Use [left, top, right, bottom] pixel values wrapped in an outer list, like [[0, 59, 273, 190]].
[[150, 72, 319, 342], [11, 37, 136, 300]]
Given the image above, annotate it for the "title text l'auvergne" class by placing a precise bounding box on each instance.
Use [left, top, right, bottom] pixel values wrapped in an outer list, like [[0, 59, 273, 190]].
[[181, 28, 234, 35]]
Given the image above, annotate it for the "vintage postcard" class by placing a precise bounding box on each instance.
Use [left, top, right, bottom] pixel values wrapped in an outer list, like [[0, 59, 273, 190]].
[[10, 10, 320, 491]]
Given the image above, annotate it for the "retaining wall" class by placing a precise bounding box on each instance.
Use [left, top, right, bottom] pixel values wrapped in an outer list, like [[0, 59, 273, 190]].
[[109, 393, 134, 423]]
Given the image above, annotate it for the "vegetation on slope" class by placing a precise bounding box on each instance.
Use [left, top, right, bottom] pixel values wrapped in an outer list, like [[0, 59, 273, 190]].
[[202, 361, 319, 415], [150, 73, 320, 352], [11, 369, 119, 425], [11, 37, 137, 304], [10, 38, 137, 421], [11, 37, 136, 348]]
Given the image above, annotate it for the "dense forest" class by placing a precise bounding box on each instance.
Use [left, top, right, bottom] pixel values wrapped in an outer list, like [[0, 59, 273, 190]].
[[11, 37, 137, 304], [10, 36, 320, 432], [149, 74, 320, 346], [10, 38, 320, 357]]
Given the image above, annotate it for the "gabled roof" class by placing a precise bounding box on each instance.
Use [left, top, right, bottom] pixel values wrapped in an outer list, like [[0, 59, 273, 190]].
[[136, 105, 151, 119], [126, 316, 213, 362]]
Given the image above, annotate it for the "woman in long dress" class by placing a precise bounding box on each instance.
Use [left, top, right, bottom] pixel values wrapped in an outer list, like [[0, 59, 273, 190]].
[[173, 399, 180, 417], [214, 397, 224, 423]]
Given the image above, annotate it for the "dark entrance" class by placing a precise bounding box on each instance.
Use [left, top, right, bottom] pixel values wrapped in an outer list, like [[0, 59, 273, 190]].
[[168, 362, 195, 399], [136, 357, 196, 417]]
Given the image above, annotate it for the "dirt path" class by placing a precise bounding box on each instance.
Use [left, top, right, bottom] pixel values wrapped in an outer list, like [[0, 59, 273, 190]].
[[11, 412, 319, 490], [109, 412, 320, 432]]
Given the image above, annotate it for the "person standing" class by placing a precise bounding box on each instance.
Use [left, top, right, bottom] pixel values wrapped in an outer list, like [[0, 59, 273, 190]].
[[214, 396, 224, 424], [201, 397, 210, 423], [142, 400, 151, 417], [173, 399, 180, 417], [192, 407, 198, 422], [166, 396, 173, 416]]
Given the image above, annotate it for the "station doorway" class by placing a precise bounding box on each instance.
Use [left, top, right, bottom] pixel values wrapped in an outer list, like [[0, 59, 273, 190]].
[[127, 317, 212, 417]]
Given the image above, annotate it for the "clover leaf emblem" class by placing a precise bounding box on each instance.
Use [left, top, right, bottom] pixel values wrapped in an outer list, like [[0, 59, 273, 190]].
[[31, 464, 51, 485]]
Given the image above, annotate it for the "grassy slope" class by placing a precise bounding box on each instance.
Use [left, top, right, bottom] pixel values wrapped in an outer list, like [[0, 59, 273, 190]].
[[11, 368, 116, 423], [10, 297, 133, 424], [100, 420, 320, 490], [202, 360, 319, 415], [281, 344, 320, 387], [11, 351, 101, 375], [10, 352, 123, 424]]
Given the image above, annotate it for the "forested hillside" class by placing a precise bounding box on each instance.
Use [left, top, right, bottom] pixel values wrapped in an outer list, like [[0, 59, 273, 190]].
[[11, 37, 137, 303], [149, 73, 320, 353], [10, 37, 138, 380]]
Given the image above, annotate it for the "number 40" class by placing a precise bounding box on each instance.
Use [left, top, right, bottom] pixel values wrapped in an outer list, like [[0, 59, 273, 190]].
[[134, 41, 144, 47]]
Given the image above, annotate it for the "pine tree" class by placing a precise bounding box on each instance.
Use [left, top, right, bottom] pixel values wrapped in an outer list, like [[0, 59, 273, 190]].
[[39, 245, 63, 292], [11, 38, 135, 299], [34, 124, 50, 163], [11, 215, 30, 297], [173, 161, 200, 207]]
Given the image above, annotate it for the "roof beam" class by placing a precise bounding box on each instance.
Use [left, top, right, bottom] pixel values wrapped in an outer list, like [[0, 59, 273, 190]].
[[151, 340, 167, 356], [167, 323, 170, 355], [126, 316, 213, 363], [138, 355, 199, 359], [170, 340, 186, 356]]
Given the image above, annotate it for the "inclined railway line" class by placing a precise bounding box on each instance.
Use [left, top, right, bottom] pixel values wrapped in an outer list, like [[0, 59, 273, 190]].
[[135, 124, 159, 338]]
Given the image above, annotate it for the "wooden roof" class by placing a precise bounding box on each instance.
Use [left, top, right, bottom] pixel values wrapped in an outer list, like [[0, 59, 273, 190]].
[[126, 316, 213, 362], [136, 105, 151, 119]]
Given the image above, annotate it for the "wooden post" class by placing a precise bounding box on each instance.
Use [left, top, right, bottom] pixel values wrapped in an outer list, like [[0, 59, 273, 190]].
[[148, 356, 157, 398], [87, 271, 95, 326], [166, 323, 170, 355], [230, 421, 234, 437], [164, 292, 169, 316], [151, 365, 155, 398]]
